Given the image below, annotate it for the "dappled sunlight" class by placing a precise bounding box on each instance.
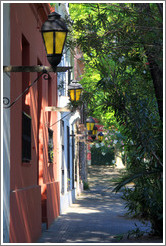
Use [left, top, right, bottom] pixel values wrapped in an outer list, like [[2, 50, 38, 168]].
[[37, 165, 153, 243], [64, 206, 101, 214], [74, 209, 100, 214], [25, 91, 30, 105]]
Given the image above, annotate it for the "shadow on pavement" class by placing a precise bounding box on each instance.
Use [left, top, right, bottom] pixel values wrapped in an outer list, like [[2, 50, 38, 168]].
[[36, 165, 163, 244]]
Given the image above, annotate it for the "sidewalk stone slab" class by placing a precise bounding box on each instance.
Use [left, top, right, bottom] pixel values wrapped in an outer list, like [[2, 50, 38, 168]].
[[36, 166, 163, 244]]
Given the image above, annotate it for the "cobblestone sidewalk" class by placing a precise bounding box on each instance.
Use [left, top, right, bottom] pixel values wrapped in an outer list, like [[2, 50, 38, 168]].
[[36, 165, 163, 244]]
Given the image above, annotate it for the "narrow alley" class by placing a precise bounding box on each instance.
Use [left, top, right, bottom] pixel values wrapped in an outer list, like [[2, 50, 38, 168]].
[[36, 165, 162, 244], [2, 3, 163, 244]]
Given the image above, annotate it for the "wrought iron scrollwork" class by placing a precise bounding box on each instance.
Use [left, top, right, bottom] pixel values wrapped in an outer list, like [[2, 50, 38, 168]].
[[42, 67, 50, 80], [3, 69, 50, 109], [3, 97, 10, 108], [43, 73, 49, 80]]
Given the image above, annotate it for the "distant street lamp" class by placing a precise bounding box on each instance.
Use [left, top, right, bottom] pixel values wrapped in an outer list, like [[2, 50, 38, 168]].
[[41, 12, 68, 70], [91, 125, 98, 140], [98, 132, 104, 142], [86, 117, 95, 134], [68, 80, 83, 102], [92, 125, 98, 136]]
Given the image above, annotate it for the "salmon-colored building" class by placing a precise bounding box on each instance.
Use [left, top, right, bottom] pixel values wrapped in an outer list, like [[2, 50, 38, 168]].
[[3, 3, 61, 243], [3, 3, 88, 243]]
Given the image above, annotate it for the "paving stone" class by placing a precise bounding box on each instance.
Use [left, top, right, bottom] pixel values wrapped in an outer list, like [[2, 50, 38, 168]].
[[36, 165, 163, 244]]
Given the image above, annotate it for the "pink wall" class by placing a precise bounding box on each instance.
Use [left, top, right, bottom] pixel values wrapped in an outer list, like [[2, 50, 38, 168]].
[[10, 3, 60, 242]]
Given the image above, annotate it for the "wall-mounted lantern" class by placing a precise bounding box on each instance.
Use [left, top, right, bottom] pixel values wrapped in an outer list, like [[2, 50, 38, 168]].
[[68, 80, 83, 102], [3, 11, 70, 109], [86, 117, 95, 135], [41, 12, 68, 70], [91, 125, 98, 141], [98, 132, 104, 142], [92, 125, 98, 136]]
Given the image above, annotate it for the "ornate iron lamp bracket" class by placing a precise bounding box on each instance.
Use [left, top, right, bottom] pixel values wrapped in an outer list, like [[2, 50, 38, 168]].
[[3, 68, 48, 109], [3, 65, 72, 109]]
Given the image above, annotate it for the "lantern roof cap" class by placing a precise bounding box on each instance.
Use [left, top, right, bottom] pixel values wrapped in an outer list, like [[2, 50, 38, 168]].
[[86, 116, 95, 124], [41, 11, 68, 32], [48, 12, 61, 19], [68, 80, 83, 90]]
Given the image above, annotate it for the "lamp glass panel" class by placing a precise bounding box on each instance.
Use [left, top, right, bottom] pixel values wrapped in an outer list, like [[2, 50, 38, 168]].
[[98, 135, 103, 141], [86, 123, 90, 131], [86, 122, 94, 131], [76, 89, 82, 101], [69, 89, 82, 101], [92, 129, 97, 135], [43, 32, 54, 54], [55, 32, 66, 54], [69, 90, 75, 101], [90, 123, 95, 131]]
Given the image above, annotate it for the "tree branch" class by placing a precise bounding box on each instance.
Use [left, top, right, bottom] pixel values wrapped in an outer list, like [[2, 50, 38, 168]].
[[156, 3, 163, 18]]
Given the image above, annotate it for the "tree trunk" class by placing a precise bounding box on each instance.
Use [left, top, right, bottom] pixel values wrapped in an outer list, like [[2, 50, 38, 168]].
[[147, 54, 163, 121], [156, 3, 163, 18], [136, 3, 163, 122]]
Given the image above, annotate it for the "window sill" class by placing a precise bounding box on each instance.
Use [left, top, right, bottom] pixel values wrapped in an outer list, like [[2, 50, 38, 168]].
[[22, 159, 32, 166]]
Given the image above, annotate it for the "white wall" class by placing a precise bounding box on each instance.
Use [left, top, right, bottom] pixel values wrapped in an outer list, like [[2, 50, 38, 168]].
[[59, 111, 80, 214], [59, 112, 72, 213], [3, 3, 10, 243], [54, 3, 82, 214]]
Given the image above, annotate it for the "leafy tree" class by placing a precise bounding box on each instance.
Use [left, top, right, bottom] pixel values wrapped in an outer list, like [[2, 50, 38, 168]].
[[68, 3, 163, 236], [68, 3, 162, 118]]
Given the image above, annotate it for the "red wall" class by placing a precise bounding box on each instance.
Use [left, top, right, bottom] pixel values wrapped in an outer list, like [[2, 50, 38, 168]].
[[10, 186, 41, 243], [10, 3, 60, 243]]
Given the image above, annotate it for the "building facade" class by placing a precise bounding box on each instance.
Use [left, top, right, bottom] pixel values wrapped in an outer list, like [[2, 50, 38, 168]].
[[54, 4, 86, 213], [2, 3, 59, 243], [3, 2, 88, 243]]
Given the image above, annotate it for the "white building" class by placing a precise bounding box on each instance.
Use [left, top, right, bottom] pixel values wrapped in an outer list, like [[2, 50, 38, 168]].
[[55, 3, 83, 214]]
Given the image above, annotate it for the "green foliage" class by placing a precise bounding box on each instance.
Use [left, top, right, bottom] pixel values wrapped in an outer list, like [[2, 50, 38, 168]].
[[112, 166, 163, 236], [102, 127, 126, 152], [83, 181, 90, 190], [91, 143, 115, 166], [114, 233, 124, 241], [127, 224, 146, 239], [114, 224, 148, 241], [122, 179, 163, 236], [48, 146, 54, 163], [69, 3, 163, 236]]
